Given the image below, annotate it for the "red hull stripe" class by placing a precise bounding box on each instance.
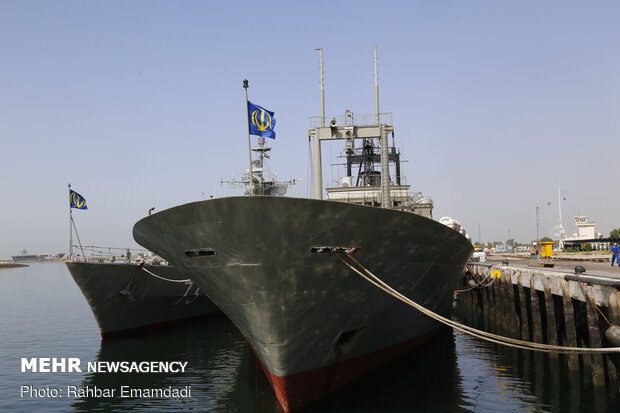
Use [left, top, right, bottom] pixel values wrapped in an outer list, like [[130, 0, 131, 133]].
[[258, 327, 443, 412]]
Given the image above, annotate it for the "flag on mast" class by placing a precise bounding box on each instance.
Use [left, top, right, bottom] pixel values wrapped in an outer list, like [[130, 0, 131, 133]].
[[248, 101, 276, 139], [69, 190, 88, 210]]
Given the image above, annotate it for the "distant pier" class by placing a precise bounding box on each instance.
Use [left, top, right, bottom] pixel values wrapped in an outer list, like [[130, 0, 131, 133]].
[[0, 260, 28, 268]]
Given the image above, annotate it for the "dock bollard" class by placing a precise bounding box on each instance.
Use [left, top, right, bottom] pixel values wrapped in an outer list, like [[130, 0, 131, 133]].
[[606, 325, 620, 347], [574, 265, 586, 274]]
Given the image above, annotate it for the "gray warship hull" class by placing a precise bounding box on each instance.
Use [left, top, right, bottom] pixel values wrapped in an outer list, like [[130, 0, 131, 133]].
[[66, 262, 221, 338], [133, 196, 472, 411]]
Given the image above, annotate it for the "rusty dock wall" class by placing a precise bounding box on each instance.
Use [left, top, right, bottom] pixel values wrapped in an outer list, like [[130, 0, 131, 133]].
[[455, 262, 620, 395]]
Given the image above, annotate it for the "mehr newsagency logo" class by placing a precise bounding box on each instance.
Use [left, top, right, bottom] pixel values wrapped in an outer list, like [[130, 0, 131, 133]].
[[20, 357, 192, 399]]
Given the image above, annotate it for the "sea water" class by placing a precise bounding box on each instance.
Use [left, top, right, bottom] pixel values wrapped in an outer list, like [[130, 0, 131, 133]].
[[0, 263, 618, 412]]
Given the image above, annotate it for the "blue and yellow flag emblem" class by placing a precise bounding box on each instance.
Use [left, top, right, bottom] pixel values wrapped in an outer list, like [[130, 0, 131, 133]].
[[248, 101, 276, 139], [70, 190, 88, 210]]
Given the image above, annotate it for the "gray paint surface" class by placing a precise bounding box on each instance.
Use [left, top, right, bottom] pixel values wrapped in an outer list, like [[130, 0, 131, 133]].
[[133, 196, 473, 376], [66, 262, 219, 335]]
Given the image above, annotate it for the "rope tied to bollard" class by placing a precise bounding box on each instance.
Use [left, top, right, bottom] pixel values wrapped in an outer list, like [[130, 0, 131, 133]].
[[333, 251, 620, 354], [454, 263, 499, 294]]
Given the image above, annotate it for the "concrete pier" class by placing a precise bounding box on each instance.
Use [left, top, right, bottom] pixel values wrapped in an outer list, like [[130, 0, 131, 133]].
[[455, 256, 620, 395]]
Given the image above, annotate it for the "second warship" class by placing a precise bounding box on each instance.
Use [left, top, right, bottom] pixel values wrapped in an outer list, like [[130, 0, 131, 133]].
[[66, 250, 221, 338]]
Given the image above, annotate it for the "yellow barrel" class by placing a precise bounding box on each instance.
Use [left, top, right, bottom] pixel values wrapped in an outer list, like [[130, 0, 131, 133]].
[[540, 241, 554, 258]]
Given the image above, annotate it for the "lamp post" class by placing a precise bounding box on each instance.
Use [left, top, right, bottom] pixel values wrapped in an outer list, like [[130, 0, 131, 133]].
[[536, 206, 540, 258]]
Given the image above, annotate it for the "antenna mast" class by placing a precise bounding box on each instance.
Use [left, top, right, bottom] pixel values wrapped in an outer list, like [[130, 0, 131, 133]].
[[374, 45, 380, 124], [376, 45, 391, 207], [317, 48, 325, 127], [313, 49, 324, 199]]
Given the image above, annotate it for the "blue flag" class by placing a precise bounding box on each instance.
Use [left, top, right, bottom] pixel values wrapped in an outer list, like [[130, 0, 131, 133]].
[[70, 190, 88, 210], [248, 101, 276, 139]]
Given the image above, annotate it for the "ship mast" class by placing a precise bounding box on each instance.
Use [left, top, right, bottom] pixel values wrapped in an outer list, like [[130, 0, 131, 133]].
[[68, 183, 73, 259], [313, 49, 325, 199], [318, 48, 326, 128], [253, 137, 268, 195], [310, 46, 393, 208], [376, 45, 391, 208], [222, 137, 295, 196], [243, 79, 255, 196], [374, 45, 380, 125]]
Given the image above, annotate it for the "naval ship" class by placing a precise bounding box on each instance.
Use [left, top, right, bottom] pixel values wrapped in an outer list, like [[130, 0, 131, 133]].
[[66, 249, 220, 338], [12, 250, 65, 262], [133, 50, 472, 411]]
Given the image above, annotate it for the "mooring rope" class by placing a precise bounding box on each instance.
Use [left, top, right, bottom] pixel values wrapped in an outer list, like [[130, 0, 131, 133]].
[[139, 265, 191, 283], [575, 273, 613, 328], [454, 264, 498, 294], [334, 252, 620, 354]]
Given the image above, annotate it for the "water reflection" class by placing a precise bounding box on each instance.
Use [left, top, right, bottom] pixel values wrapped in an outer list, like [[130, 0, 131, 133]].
[[71, 317, 246, 412], [301, 329, 468, 412], [71, 319, 620, 413], [453, 306, 620, 413], [6, 263, 618, 412], [455, 331, 548, 412]]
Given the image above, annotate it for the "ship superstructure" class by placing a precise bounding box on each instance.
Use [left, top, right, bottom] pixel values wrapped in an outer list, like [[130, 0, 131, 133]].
[[317, 112, 433, 218], [221, 136, 295, 196]]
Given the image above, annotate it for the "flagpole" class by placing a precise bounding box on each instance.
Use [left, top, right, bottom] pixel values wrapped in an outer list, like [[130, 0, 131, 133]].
[[243, 79, 255, 196], [71, 214, 86, 258], [68, 183, 73, 260]]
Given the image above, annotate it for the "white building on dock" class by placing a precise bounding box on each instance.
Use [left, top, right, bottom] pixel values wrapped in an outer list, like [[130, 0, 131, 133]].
[[562, 215, 609, 250]]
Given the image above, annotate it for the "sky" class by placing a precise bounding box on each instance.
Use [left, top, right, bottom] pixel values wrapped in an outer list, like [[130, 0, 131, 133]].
[[1, 0, 620, 258]]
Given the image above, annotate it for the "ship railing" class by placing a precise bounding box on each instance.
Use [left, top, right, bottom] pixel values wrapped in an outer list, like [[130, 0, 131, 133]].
[[309, 112, 392, 129], [69, 245, 164, 264], [347, 174, 409, 187]]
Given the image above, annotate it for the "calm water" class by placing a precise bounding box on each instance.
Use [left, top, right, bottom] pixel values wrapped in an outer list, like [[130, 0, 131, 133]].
[[1, 263, 618, 412]]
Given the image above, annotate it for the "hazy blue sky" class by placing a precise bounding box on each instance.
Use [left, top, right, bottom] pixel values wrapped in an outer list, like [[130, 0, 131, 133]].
[[2, 1, 620, 258]]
